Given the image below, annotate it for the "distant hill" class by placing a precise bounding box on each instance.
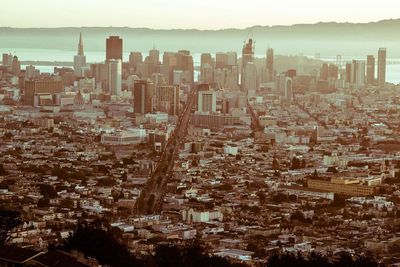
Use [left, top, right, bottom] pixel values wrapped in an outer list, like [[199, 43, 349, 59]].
[[0, 19, 400, 57]]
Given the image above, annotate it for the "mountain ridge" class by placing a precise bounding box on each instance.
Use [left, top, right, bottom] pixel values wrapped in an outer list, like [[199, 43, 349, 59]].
[[1, 19, 399, 57]]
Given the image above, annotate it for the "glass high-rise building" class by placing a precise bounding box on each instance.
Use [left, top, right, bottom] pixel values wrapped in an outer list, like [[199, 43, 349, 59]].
[[366, 55, 375, 85], [377, 48, 386, 85]]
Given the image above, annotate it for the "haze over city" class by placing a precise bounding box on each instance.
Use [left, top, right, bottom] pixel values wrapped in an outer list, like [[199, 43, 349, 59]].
[[2, 0, 400, 29], [1, 2, 400, 267]]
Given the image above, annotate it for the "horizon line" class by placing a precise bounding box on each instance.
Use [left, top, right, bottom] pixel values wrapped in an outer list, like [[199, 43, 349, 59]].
[[1, 18, 399, 31]]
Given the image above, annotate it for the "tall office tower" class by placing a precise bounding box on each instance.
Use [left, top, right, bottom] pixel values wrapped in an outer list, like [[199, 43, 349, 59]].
[[328, 64, 339, 79], [377, 48, 386, 85], [177, 50, 194, 84], [366, 55, 375, 85], [243, 62, 258, 96], [11, 56, 21, 75], [149, 48, 160, 65], [345, 63, 352, 83], [241, 38, 255, 89], [197, 90, 217, 113], [129, 52, 143, 71], [266, 48, 274, 82], [2, 53, 13, 67], [24, 79, 64, 106], [226, 52, 239, 89], [25, 65, 36, 80], [133, 80, 154, 114], [161, 52, 177, 84], [320, 63, 329, 80], [228, 65, 239, 90], [155, 84, 180, 115], [108, 59, 122, 96], [227, 52, 238, 66], [351, 60, 366, 89], [285, 77, 293, 101], [216, 52, 228, 69], [200, 64, 213, 84], [73, 33, 87, 77], [201, 53, 214, 67], [106, 36, 123, 61], [91, 63, 109, 92], [276, 73, 292, 100], [276, 73, 286, 96]]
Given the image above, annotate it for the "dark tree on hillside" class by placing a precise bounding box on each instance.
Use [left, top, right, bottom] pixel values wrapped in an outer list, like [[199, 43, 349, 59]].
[[290, 157, 301, 170], [272, 157, 280, 170], [327, 166, 339, 173], [0, 164, 6, 175], [0, 208, 22, 245], [154, 244, 184, 267], [39, 184, 58, 198], [60, 222, 142, 267]]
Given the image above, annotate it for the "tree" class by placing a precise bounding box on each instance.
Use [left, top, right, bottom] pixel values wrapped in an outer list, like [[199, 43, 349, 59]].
[[311, 169, 319, 179], [60, 222, 141, 267], [0, 164, 6, 176], [60, 198, 75, 209], [327, 166, 339, 173], [301, 158, 306, 168], [272, 157, 280, 170], [290, 157, 301, 170], [218, 183, 233, 191], [257, 191, 266, 205], [154, 244, 184, 267], [0, 208, 22, 245], [39, 184, 58, 199], [60, 223, 247, 267]]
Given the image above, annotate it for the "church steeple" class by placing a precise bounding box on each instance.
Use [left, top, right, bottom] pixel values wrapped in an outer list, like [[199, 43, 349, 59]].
[[78, 33, 84, 56]]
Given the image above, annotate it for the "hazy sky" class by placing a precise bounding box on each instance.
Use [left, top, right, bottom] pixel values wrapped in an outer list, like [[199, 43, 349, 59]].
[[2, 0, 400, 29]]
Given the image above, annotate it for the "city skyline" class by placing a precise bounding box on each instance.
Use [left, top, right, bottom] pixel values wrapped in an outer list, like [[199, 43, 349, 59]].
[[1, 0, 400, 29], [1, 2, 400, 266]]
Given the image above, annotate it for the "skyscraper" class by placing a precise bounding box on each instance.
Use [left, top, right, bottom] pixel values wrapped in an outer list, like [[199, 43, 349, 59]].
[[345, 63, 352, 83], [106, 36, 123, 61], [200, 64, 213, 84], [133, 80, 154, 114], [241, 38, 254, 90], [320, 63, 329, 80], [285, 78, 293, 101], [155, 85, 180, 115], [25, 65, 36, 80], [266, 48, 274, 82], [2, 53, 13, 67], [366, 55, 375, 85], [149, 48, 160, 65], [11, 56, 20, 75], [351, 60, 366, 89], [243, 62, 257, 96], [108, 59, 122, 96], [129, 52, 143, 71], [377, 48, 386, 85], [176, 50, 194, 84], [216, 52, 228, 69], [201, 53, 214, 67], [73, 33, 86, 77], [198, 90, 217, 113], [328, 64, 338, 79], [227, 52, 237, 67]]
